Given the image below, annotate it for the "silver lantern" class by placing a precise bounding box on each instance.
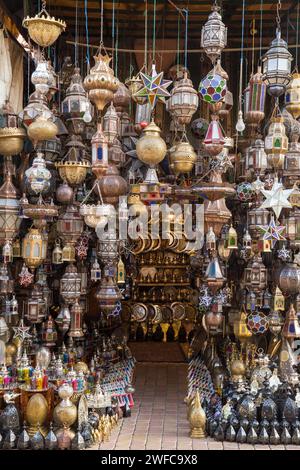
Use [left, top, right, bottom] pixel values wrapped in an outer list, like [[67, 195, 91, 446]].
[[60, 263, 82, 304], [262, 29, 293, 97], [201, 3, 227, 64], [166, 72, 198, 126]]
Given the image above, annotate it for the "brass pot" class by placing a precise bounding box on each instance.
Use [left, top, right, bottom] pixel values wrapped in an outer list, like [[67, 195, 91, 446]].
[[27, 116, 58, 144], [0, 128, 26, 156], [53, 384, 77, 428]]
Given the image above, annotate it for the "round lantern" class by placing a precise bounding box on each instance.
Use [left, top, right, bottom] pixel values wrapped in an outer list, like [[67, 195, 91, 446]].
[[61, 67, 93, 135], [22, 228, 48, 270], [169, 140, 197, 175], [262, 29, 293, 97], [27, 115, 58, 145], [23, 6, 66, 48], [96, 164, 128, 205], [285, 73, 300, 119], [201, 4, 227, 64], [167, 72, 199, 126], [245, 66, 266, 128], [31, 59, 53, 96], [236, 182, 255, 202], [19, 90, 52, 128], [56, 182, 74, 204], [198, 73, 227, 106], [83, 53, 119, 111], [278, 262, 300, 295], [60, 264, 82, 304], [0, 101, 26, 156], [25, 153, 52, 194], [265, 117, 288, 169], [136, 121, 167, 167]]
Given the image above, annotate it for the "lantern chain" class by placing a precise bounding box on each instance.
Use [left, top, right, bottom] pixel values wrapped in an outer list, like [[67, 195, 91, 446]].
[[41, 0, 46, 11], [276, 0, 282, 31], [100, 0, 104, 46]]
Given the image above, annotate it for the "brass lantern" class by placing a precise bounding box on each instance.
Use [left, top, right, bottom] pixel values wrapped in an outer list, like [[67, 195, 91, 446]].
[[136, 121, 167, 166], [243, 254, 267, 292], [201, 3, 227, 64], [26, 284, 47, 324], [262, 29, 293, 97], [0, 171, 20, 244], [167, 72, 199, 126], [61, 67, 93, 135], [285, 73, 300, 118], [27, 114, 58, 146], [83, 53, 119, 111], [23, 2, 66, 47], [245, 66, 266, 129], [56, 137, 90, 187], [68, 301, 84, 338], [22, 228, 48, 270], [265, 117, 288, 170], [169, 140, 197, 175], [56, 204, 84, 246], [0, 101, 26, 157], [204, 197, 231, 237], [60, 264, 82, 304]]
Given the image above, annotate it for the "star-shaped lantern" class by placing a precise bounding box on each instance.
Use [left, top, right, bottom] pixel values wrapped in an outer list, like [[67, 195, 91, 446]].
[[259, 177, 293, 219], [134, 64, 172, 109], [257, 216, 286, 248], [13, 319, 31, 342]]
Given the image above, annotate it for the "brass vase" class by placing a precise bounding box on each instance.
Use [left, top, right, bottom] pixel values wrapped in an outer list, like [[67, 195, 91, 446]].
[[189, 391, 206, 438]]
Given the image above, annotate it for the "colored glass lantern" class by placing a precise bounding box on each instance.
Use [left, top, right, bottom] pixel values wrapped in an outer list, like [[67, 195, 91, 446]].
[[68, 301, 84, 338], [22, 228, 48, 270], [167, 72, 199, 126], [0, 171, 20, 245], [245, 66, 266, 128], [26, 284, 47, 324], [282, 304, 300, 340], [285, 73, 300, 119], [265, 117, 288, 170], [247, 311, 269, 335], [91, 123, 109, 176], [25, 153, 52, 194], [236, 182, 254, 202], [201, 4, 227, 64], [199, 73, 227, 105], [203, 116, 225, 156], [60, 264, 82, 304], [262, 29, 293, 97]]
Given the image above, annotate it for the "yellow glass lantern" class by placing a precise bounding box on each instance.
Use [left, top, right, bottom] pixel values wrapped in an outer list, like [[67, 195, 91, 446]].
[[265, 117, 288, 170], [233, 309, 252, 342], [22, 228, 48, 270], [285, 73, 300, 119]]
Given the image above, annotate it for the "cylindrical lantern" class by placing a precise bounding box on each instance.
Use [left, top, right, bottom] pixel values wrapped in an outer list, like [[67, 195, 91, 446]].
[[285, 73, 300, 119], [245, 66, 266, 128], [60, 263, 82, 304], [201, 4, 227, 64], [22, 228, 48, 270], [265, 117, 288, 169]]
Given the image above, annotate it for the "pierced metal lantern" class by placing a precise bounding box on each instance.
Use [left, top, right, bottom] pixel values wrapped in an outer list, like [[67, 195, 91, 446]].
[[19, 90, 52, 128], [25, 152, 52, 194], [109, 138, 125, 167], [56, 204, 84, 246], [56, 136, 90, 187], [0, 264, 13, 295], [91, 123, 109, 177], [26, 284, 47, 323], [167, 72, 198, 126], [246, 138, 268, 175], [248, 204, 270, 239], [61, 67, 93, 135], [201, 4, 227, 64], [283, 208, 300, 248], [36, 136, 61, 164], [103, 103, 119, 144], [265, 117, 288, 170], [285, 73, 300, 119], [60, 264, 82, 304], [22, 228, 48, 270], [68, 301, 84, 338], [0, 101, 26, 157], [96, 275, 122, 315], [31, 59, 53, 96], [262, 29, 293, 97], [283, 140, 300, 186], [243, 254, 267, 292], [245, 66, 266, 128], [204, 255, 226, 293], [0, 171, 20, 245]]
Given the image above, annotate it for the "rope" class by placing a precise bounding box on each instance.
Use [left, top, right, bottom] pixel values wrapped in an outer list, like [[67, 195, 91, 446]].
[[84, 0, 90, 67], [259, 0, 263, 61], [183, 8, 189, 69]]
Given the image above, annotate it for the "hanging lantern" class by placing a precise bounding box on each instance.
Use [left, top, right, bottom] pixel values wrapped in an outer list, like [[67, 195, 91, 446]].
[[0, 171, 20, 245], [206, 227, 216, 251], [56, 137, 90, 188], [36, 136, 62, 164], [203, 116, 225, 156], [52, 241, 63, 265], [56, 182, 74, 205], [56, 204, 84, 247], [246, 138, 268, 175], [25, 153, 52, 194], [198, 73, 227, 110], [22, 228, 48, 270], [96, 164, 128, 205], [225, 225, 238, 250], [248, 204, 270, 239], [125, 74, 145, 104], [103, 103, 119, 144], [96, 275, 122, 315], [113, 82, 131, 112], [62, 244, 76, 263], [91, 123, 109, 177], [60, 264, 82, 304], [285, 73, 300, 118], [282, 304, 300, 340], [243, 254, 267, 292], [245, 66, 266, 128], [84, 53, 119, 111], [283, 140, 300, 187], [91, 259, 101, 282], [26, 284, 47, 324], [42, 315, 58, 347], [242, 230, 252, 249], [135, 102, 152, 132], [55, 305, 71, 334], [201, 3, 227, 64], [167, 72, 199, 126], [265, 117, 288, 169], [27, 114, 58, 146], [204, 255, 226, 293], [0, 264, 13, 295], [61, 67, 93, 135], [204, 198, 231, 237], [274, 286, 285, 311], [169, 140, 197, 175], [2, 240, 13, 263], [109, 138, 125, 167], [283, 207, 300, 247], [136, 121, 167, 167], [278, 262, 300, 295], [19, 90, 52, 128], [262, 29, 293, 97], [68, 301, 84, 338], [23, 3, 66, 47], [0, 101, 26, 157], [31, 59, 53, 96]]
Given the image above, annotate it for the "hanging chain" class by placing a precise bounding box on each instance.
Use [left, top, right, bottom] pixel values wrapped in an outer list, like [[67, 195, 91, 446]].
[[75, 0, 78, 66], [276, 0, 282, 31], [183, 8, 189, 69], [100, 0, 104, 46], [42, 0, 47, 10], [84, 0, 90, 68]]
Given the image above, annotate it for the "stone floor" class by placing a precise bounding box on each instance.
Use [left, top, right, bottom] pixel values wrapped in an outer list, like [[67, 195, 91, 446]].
[[95, 363, 300, 451]]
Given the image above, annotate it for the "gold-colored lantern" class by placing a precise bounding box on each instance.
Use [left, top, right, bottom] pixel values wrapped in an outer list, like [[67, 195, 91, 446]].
[[265, 117, 288, 169], [0, 171, 20, 245], [0, 101, 26, 156], [285, 73, 300, 118], [84, 53, 119, 111], [136, 121, 167, 167], [27, 115, 58, 146], [22, 228, 48, 270], [23, 2, 66, 48], [169, 140, 197, 175]]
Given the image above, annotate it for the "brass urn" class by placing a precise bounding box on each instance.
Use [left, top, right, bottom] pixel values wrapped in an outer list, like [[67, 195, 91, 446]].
[[189, 391, 206, 438], [53, 383, 77, 428], [0, 101, 26, 156]]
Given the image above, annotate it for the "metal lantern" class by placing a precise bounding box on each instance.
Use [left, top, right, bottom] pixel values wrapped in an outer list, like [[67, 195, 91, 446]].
[[109, 138, 125, 167], [167, 72, 199, 126], [262, 29, 293, 97], [42, 315, 58, 347], [52, 241, 63, 264], [246, 138, 267, 176], [248, 204, 270, 239], [203, 115, 225, 156], [103, 103, 119, 144], [283, 140, 300, 186], [68, 301, 84, 338], [136, 121, 167, 167], [169, 140, 197, 175], [22, 4, 66, 48], [282, 304, 300, 340], [61, 67, 93, 135], [26, 284, 47, 324], [19, 90, 53, 129], [60, 264, 82, 304], [56, 204, 84, 246], [22, 228, 48, 270], [278, 262, 300, 295], [204, 255, 226, 293], [91, 259, 101, 282], [36, 136, 62, 164], [0, 101, 26, 157], [96, 275, 122, 315], [0, 171, 20, 245], [83, 53, 119, 111], [91, 123, 109, 177], [56, 136, 90, 188], [243, 254, 267, 292], [245, 66, 266, 128], [0, 264, 13, 295], [285, 73, 300, 119], [201, 3, 227, 64], [25, 153, 52, 194], [283, 208, 300, 247], [265, 117, 288, 170], [31, 59, 53, 96]]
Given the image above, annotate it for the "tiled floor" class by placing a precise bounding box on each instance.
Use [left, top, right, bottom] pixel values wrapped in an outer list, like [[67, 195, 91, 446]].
[[96, 363, 300, 451]]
